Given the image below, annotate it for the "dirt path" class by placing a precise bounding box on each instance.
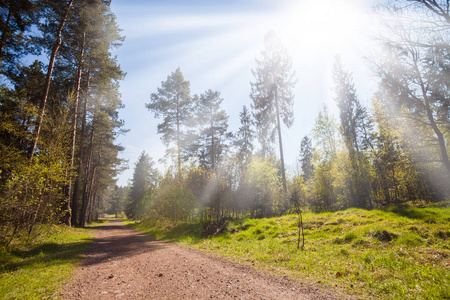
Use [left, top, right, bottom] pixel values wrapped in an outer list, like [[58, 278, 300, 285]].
[[58, 219, 342, 299]]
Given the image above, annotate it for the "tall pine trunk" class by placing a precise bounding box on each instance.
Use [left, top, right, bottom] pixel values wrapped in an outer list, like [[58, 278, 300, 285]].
[[64, 31, 85, 226], [274, 88, 287, 194], [176, 95, 181, 172], [86, 138, 102, 224], [79, 114, 96, 227], [71, 70, 90, 226], [28, 0, 74, 160]]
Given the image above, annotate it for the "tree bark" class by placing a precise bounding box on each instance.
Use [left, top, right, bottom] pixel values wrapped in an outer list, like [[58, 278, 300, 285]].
[[211, 107, 215, 173], [415, 61, 450, 176], [79, 114, 96, 227], [86, 143, 102, 224], [71, 70, 90, 226], [64, 31, 85, 226], [176, 95, 181, 172], [274, 88, 287, 194], [28, 0, 74, 160]]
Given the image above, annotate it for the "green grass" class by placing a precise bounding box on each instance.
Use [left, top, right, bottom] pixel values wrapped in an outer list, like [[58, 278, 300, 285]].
[[0, 221, 102, 299], [129, 207, 450, 300]]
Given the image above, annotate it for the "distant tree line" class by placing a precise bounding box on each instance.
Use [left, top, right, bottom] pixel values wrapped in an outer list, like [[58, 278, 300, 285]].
[[124, 0, 450, 222], [0, 0, 125, 245]]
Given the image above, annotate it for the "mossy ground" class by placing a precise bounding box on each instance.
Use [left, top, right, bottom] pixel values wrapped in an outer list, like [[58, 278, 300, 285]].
[[129, 206, 450, 300]]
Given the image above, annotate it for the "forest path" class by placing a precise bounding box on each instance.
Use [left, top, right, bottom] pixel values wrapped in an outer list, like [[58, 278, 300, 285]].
[[57, 219, 342, 299]]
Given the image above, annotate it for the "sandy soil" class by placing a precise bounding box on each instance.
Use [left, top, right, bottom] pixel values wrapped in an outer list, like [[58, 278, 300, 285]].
[[57, 219, 343, 299]]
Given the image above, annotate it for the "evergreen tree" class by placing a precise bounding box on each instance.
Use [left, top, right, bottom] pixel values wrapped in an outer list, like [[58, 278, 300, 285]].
[[299, 135, 314, 181], [194, 89, 230, 173], [311, 105, 339, 209], [28, 0, 75, 159], [109, 185, 128, 218], [234, 105, 255, 170], [126, 152, 157, 219], [146, 68, 193, 172], [250, 32, 296, 193], [0, 0, 36, 74], [332, 58, 371, 208]]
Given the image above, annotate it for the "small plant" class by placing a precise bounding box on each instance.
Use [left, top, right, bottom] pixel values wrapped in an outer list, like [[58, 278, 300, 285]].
[[201, 219, 229, 237], [372, 229, 397, 242]]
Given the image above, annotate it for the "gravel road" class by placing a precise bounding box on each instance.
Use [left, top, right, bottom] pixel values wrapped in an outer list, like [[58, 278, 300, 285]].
[[58, 219, 342, 299]]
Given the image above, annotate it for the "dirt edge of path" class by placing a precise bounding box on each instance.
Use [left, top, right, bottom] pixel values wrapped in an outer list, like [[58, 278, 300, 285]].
[[58, 219, 351, 300]]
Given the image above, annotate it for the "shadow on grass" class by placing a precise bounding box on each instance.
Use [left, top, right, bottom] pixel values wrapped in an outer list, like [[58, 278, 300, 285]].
[[1, 239, 92, 273], [387, 206, 440, 222]]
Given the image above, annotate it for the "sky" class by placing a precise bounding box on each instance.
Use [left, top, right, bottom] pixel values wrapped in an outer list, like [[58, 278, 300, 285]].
[[110, 0, 382, 186]]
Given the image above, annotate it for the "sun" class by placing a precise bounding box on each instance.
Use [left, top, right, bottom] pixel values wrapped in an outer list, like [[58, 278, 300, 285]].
[[274, 0, 368, 58]]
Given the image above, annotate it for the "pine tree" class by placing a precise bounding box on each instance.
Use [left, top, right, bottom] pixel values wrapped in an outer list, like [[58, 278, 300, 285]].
[[70, 0, 125, 226], [311, 105, 339, 209], [234, 105, 255, 170], [250, 32, 296, 193], [0, 0, 36, 74], [194, 89, 230, 173], [332, 58, 371, 208], [28, 0, 74, 160], [146, 67, 193, 172], [299, 135, 314, 181], [126, 152, 157, 219]]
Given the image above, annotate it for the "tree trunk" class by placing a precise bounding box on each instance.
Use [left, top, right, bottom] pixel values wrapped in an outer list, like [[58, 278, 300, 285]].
[[176, 95, 181, 172], [79, 115, 96, 227], [274, 88, 287, 193], [28, 0, 74, 160], [86, 140, 102, 224], [64, 31, 86, 226], [211, 109, 215, 173], [417, 67, 450, 177], [426, 106, 450, 176], [297, 208, 304, 250], [71, 70, 90, 226]]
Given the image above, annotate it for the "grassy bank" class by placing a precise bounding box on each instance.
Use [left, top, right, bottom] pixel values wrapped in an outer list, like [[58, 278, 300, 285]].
[[0, 222, 101, 299], [129, 206, 450, 299]]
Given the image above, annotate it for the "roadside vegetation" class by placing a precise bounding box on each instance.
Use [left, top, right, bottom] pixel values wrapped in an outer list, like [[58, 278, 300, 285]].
[[0, 223, 101, 299], [128, 206, 450, 300]]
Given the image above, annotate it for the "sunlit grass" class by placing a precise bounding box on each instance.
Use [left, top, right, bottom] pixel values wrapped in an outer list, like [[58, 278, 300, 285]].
[[0, 222, 103, 299], [130, 207, 450, 299]]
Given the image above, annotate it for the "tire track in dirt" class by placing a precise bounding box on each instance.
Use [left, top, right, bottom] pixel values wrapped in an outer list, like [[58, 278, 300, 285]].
[[58, 219, 343, 299]]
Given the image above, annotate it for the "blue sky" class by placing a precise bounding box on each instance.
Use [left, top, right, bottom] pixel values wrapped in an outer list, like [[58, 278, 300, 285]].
[[110, 0, 381, 186]]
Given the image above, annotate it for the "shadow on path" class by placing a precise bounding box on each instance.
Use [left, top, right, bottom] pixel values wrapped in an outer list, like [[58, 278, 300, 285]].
[[79, 219, 167, 267]]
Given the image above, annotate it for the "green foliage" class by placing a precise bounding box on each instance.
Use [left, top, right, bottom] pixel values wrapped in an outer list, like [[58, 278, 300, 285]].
[[0, 98, 72, 245], [192, 89, 230, 172], [107, 185, 128, 217], [0, 0, 125, 237], [152, 178, 197, 222], [0, 224, 94, 299], [133, 207, 450, 300], [299, 135, 314, 181], [234, 105, 255, 169], [376, 1, 450, 189], [246, 157, 283, 217], [250, 32, 296, 158], [146, 67, 193, 169], [126, 151, 158, 219]]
